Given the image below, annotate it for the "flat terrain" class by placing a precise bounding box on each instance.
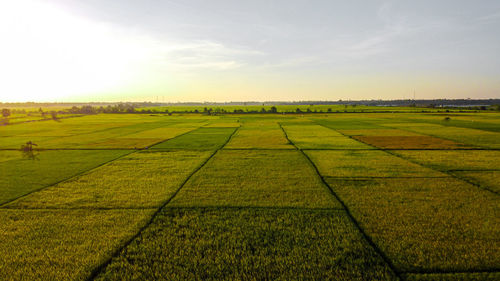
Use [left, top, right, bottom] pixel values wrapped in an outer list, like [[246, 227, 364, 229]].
[[0, 112, 499, 280]]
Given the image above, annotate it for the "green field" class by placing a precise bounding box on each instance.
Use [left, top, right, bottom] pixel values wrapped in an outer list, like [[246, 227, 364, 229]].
[[1, 111, 499, 280]]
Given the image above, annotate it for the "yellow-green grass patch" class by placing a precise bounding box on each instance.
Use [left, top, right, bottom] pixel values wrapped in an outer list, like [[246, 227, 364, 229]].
[[0, 209, 154, 281], [326, 178, 500, 272], [352, 135, 471, 149], [6, 151, 212, 209], [151, 127, 236, 150], [394, 150, 500, 171], [0, 151, 22, 163], [203, 122, 240, 127], [96, 208, 397, 281], [36, 121, 176, 148], [0, 135, 56, 149], [170, 150, 341, 208], [452, 171, 500, 194], [226, 124, 293, 149], [118, 127, 195, 139], [306, 150, 445, 178], [282, 125, 372, 149], [0, 150, 130, 205]]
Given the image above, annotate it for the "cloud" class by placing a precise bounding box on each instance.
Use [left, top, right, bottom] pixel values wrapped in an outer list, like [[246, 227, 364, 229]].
[[156, 40, 264, 71]]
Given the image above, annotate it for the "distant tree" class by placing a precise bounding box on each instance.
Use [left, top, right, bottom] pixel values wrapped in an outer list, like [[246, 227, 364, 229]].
[[295, 108, 302, 113], [327, 108, 332, 112], [260, 108, 267, 113], [1, 108, 10, 118], [50, 111, 58, 120], [20, 141, 39, 160], [269, 106, 277, 113], [80, 105, 96, 114]]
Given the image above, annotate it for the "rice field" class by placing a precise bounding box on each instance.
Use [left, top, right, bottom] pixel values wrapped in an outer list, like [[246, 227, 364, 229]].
[[1, 112, 499, 280]]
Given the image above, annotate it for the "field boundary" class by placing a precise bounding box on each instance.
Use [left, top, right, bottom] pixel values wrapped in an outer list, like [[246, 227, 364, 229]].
[[316, 123, 500, 197], [402, 268, 500, 275], [376, 121, 496, 150], [278, 123, 403, 279], [0, 125, 218, 208], [0, 150, 136, 208], [86, 126, 240, 281]]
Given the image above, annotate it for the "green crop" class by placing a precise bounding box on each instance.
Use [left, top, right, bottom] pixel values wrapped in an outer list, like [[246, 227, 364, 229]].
[[96, 208, 397, 281]]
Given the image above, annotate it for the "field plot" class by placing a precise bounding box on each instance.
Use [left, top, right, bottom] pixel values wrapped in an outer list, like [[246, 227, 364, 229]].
[[0, 150, 130, 205], [225, 119, 293, 149], [352, 135, 470, 149], [0, 151, 22, 163], [451, 171, 500, 194], [42, 121, 196, 149], [1, 114, 208, 149], [0, 209, 154, 280], [382, 123, 500, 149], [314, 117, 387, 130], [5, 151, 212, 209], [151, 127, 236, 150], [281, 124, 372, 149], [403, 272, 500, 281], [305, 150, 445, 178], [384, 113, 500, 133], [96, 208, 397, 281], [394, 150, 500, 171], [170, 150, 340, 208], [325, 178, 500, 273], [338, 128, 423, 136]]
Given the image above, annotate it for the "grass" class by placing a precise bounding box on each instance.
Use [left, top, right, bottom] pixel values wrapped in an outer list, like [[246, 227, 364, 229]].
[[225, 120, 293, 149], [169, 150, 341, 208], [306, 150, 446, 178], [0, 114, 208, 149], [5, 151, 213, 209], [352, 135, 471, 149], [0, 151, 22, 163], [403, 272, 500, 281], [96, 208, 398, 281], [325, 178, 500, 273], [0, 150, 131, 205], [452, 171, 500, 194], [281, 124, 372, 149], [394, 150, 500, 171], [338, 129, 423, 136], [151, 127, 236, 150], [391, 114, 500, 133], [382, 123, 500, 149], [0, 209, 154, 281]]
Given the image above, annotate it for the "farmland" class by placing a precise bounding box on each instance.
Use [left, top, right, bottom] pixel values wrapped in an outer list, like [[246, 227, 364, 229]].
[[0, 111, 499, 280]]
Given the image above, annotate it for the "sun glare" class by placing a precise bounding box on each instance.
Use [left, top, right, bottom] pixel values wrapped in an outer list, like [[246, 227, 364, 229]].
[[0, 0, 153, 102]]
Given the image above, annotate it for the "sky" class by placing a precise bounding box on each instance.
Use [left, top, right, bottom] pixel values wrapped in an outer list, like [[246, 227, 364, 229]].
[[0, 0, 499, 102]]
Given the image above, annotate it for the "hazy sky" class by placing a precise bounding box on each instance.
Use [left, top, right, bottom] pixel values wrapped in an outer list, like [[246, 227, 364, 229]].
[[1, 0, 499, 102]]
